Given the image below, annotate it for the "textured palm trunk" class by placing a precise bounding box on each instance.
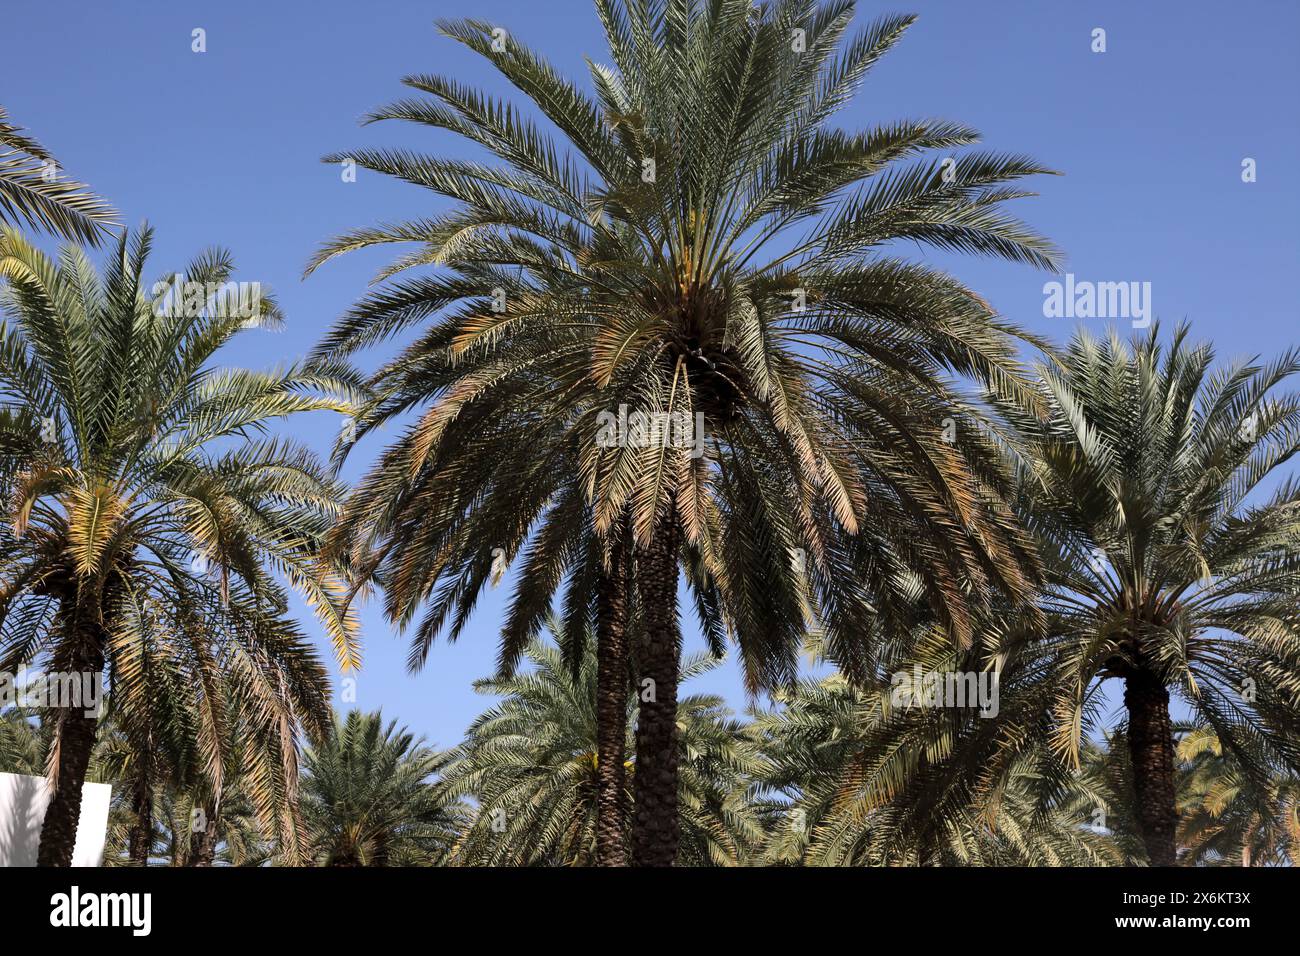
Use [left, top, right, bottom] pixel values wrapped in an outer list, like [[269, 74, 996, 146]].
[[1124, 670, 1178, 866], [127, 768, 153, 866], [372, 831, 390, 867], [631, 509, 681, 867], [36, 619, 105, 867], [188, 805, 218, 867], [595, 534, 629, 866]]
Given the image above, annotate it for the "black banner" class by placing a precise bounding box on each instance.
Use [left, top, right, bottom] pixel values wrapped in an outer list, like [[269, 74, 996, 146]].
[[0, 865, 1280, 943]]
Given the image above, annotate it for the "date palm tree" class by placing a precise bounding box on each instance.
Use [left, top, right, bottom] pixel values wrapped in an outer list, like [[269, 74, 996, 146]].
[[310, 0, 1057, 864], [0, 106, 117, 245], [994, 325, 1300, 865], [101, 670, 328, 866], [0, 227, 358, 865], [300, 710, 469, 866], [439, 625, 764, 865]]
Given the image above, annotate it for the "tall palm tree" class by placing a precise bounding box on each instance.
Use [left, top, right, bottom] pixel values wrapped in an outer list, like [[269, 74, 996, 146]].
[[87, 699, 186, 866], [440, 626, 764, 865], [310, 0, 1057, 864], [0, 227, 358, 865], [0, 106, 117, 245], [97, 676, 325, 866], [300, 710, 468, 866], [994, 325, 1300, 865]]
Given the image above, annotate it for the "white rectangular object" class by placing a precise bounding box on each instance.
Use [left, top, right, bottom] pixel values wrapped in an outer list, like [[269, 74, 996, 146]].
[[0, 771, 112, 867]]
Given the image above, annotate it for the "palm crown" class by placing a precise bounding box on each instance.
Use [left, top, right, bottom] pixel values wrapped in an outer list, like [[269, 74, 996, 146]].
[[301, 710, 468, 866], [993, 325, 1300, 864], [314, 2, 1058, 679]]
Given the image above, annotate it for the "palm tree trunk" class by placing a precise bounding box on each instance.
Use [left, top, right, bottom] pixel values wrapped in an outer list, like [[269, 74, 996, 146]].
[[127, 766, 153, 866], [36, 619, 105, 867], [188, 804, 218, 867], [631, 508, 681, 867], [595, 533, 629, 866], [372, 831, 390, 867], [1124, 670, 1178, 866]]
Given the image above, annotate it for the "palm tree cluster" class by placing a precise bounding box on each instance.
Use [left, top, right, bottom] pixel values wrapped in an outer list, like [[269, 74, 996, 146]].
[[0, 226, 358, 865], [0, 0, 1295, 868], [7, 630, 1292, 867]]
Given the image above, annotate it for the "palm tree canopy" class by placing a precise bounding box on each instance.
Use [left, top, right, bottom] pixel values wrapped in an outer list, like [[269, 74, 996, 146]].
[[313, 0, 1058, 690], [0, 226, 362, 669], [1177, 726, 1300, 866], [750, 627, 1133, 866], [0, 227, 365, 852], [300, 710, 468, 866], [995, 325, 1300, 782]]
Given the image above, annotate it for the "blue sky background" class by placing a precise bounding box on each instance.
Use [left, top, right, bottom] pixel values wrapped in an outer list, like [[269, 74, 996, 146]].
[[2, 0, 1297, 749]]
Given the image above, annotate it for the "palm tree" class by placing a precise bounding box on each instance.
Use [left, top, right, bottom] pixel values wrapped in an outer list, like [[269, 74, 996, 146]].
[[1010, 723, 1300, 867], [129, 775, 278, 867], [440, 626, 764, 865], [994, 325, 1300, 865], [0, 227, 358, 865], [310, 0, 1057, 865], [81, 703, 181, 866], [97, 676, 327, 866], [300, 710, 468, 866], [0, 105, 117, 245]]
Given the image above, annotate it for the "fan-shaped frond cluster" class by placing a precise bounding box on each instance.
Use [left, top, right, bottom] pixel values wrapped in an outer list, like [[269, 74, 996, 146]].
[[314, 0, 1058, 693]]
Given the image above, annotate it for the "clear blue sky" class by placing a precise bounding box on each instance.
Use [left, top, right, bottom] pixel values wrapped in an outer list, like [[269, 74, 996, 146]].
[[2, 0, 1297, 749]]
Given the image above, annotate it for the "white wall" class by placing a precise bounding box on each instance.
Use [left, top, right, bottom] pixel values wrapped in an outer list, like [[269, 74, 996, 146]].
[[0, 771, 112, 867]]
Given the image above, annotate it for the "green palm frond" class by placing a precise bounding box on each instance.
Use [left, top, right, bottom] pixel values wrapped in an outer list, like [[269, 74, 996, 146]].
[[0, 105, 118, 246]]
